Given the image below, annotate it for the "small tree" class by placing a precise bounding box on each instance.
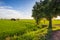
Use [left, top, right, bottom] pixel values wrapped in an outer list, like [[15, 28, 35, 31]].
[[32, 1, 45, 26]]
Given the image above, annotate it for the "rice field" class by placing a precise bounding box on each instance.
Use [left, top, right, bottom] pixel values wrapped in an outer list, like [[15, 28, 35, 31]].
[[0, 19, 60, 40]]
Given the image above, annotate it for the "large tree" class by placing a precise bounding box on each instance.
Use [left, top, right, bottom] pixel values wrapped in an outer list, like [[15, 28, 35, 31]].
[[41, 0, 60, 40], [42, 0, 60, 40], [32, 0, 60, 40]]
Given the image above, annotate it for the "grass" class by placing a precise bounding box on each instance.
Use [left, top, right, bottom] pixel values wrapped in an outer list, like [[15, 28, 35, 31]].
[[0, 19, 60, 40]]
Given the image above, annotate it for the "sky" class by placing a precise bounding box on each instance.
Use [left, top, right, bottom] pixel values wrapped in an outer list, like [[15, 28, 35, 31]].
[[0, 0, 40, 19]]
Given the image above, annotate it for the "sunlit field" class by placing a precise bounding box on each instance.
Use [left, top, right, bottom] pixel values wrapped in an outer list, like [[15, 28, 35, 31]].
[[0, 19, 60, 40]]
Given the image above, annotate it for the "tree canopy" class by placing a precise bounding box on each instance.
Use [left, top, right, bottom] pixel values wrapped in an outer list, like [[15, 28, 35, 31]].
[[32, 0, 60, 25], [32, 0, 60, 40]]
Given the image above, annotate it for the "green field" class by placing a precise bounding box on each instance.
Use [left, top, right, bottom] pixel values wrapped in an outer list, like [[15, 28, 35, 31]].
[[0, 19, 60, 40]]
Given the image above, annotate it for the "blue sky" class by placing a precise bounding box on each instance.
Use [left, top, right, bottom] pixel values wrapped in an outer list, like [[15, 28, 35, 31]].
[[0, 0, 39, 19]]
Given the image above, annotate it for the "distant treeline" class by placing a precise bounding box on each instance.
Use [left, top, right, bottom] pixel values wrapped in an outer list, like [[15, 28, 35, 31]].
[[0, 18, 20, 21]]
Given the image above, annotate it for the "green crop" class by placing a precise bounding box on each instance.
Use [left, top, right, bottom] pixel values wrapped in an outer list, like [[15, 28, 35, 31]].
[[0, 19, 60, 40]]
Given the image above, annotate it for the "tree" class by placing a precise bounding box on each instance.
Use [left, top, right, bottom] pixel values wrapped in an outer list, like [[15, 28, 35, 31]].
[[32, 1, 45, 25], [32, 2, 40, 25], [32, 0, 60, 40], [43, 0, 60, 40]]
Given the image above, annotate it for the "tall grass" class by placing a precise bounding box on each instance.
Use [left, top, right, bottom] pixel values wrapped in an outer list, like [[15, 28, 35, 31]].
[[0, 19, 60, 40]]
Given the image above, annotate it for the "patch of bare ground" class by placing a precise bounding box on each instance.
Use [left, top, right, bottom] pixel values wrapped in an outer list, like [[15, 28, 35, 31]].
[[54, 24, 60, 26], [5, 36, 11, 40], [50, 30, 60, 40]]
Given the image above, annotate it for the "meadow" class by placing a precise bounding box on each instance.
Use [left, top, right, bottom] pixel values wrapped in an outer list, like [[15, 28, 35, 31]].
[[0, 19, 60, 40]]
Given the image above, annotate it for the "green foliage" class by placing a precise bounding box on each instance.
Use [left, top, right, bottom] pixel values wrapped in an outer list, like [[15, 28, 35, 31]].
[[32, 0, 60, 24], [0, 19, 60, 40], [32, 0, 60, 40], [0, 19, 38, 40]]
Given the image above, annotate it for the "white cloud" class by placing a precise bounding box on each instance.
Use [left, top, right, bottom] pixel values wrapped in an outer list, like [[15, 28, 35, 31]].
[[35, 0, 44, 2], [0, 6, 13, 9], [0, 6, 33, 19], [0, 6, 23, 19], [54, 16, 60, 19], [36, 0, 40, 2]]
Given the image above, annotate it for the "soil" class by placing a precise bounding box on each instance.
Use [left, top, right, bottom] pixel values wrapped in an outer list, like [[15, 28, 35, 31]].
[[50, 30, 60, 40]]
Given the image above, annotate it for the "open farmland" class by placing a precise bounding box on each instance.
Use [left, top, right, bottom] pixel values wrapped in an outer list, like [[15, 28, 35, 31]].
[[0, 19, 60, 40]]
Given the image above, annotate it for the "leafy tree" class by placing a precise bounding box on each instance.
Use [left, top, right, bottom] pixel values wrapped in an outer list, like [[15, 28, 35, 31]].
[[42, 0, 60, 40], [32, 1, 45, 25], [32, 2, 40, 25], [41, 0, 60, 40], [32, 0, 60, 40]]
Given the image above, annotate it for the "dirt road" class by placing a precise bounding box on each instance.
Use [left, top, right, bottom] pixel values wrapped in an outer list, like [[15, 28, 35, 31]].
[[51, 30, 60, 40]]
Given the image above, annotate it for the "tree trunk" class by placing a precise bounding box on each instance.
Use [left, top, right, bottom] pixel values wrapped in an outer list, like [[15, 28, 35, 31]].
[[44, 20, 45, 24], [36, 19, 39, 25], [46, 17, 52, 40]]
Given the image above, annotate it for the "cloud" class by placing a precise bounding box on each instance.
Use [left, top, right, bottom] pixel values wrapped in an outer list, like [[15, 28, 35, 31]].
[[35, 0, 44, 2], [0, 6, 23, 19], [35, 0, 40, 2], [54, 16, 60, 19], [0, 6, 33, 19], [0, 6, 13, 9]]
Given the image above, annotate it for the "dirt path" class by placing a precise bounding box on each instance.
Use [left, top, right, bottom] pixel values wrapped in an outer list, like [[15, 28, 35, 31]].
[[50, 30, 60, 40]]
